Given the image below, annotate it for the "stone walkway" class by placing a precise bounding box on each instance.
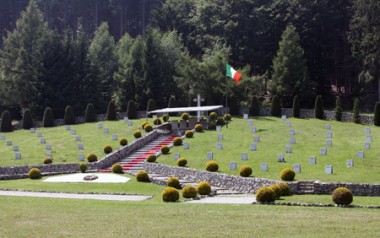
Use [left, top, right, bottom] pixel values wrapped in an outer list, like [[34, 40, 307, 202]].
[[186, 195, 256, 204]]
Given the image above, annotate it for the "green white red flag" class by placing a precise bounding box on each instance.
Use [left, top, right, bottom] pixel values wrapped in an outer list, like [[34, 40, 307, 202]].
[[226, 64, 242, 85]]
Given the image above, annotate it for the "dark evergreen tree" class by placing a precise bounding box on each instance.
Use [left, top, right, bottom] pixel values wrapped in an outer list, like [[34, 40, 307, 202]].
[[250, 96, 260, 116], [374, 102, 380, 126], [314, 95, 324, 119], [106, 101, 117, 121], [353, 98, 360, 124], [85, 103, 97, 123], [335, 97, 343, 121], [292, 95, 300, 118], [0, 110, 13, 132], [168, 96, 176, 108], [64, 105, 76, 125], [42, 107, 54, 127], [271, 95, 281, 117], [127, 100, 137, 119], [22, 109, 34, 129], [147, 99, 155, 113]]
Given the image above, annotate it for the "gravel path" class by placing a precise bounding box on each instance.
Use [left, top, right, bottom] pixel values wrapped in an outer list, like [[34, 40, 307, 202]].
[[186, 195, 256, 204]]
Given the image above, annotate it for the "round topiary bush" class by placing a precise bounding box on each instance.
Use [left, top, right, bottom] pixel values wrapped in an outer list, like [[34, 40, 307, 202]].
[[106, 101, 117, 121], [79, 163, 87, 173], [185, 130, 193, 138], [256, 186, 276, 203], [42, 107, 54, 128], [86, 153, 98, 163], [119, 137, 128, 146], [332, 187, 353, 206], [141, 122, 149, 129], [271, 95, 281, 117], [0, 110, 13, 132], [144, 124, 153, 132], [216, 117, 225, 125], [167, 177, 181, 189], [223, 114, 232, 121], [104, 145, 113, 154], [43, 158, 53, 164], [112, 163, 123, 174], [153, 118, 162, 125], [133, 130, 142, 138], [22, 109, 34, 130], [208, 121, 216, 130], [28, 168, 42, 179], [161, 145, 170, 154], [181, 112, 189, 120], [173, 137, 183, 146], [292, 95, 300, 118], [197, 181, 211, 196], [163, 114, 169, 122], [64, 105, 76, 125], [182, 185, 197, 199], [194, 124, 203, 132], [276, 182, 291, 196], [268, 184, 281, 199], [136, 170, 150, 182], [177, 157, 187, 167], [280, 168, 296, 181], [209, 112, 217, 120], [206, 161, 219, 172], [162, 187, 180, 202], [239, 165, 252, 177], [146, 154, 157, 163]]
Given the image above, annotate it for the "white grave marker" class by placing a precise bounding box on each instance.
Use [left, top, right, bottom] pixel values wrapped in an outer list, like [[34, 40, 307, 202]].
[[320, 148, 327, 156], [326, 140, 332, 146], [15, 153, 21, 160], [98, 123, 103, 129], [364, 143, 370, 149], [79, 154, 85, 161], [207, 152, 213, 160], [124, 117, 129, 122], [281, 115, 286, 120], [286, 146, 292, 153], [289, 130, 295, 135], [45, 153, 52, 158], [37, 132, 42, 137], [290, 137, 296, 144], [358, 150, 364, 159], [251, 127, 256, 133], [250, 143, 257, 151], [230, 162, 237, 170], [6, 141, 12, 146], [0, 135, 5, 140], [346, 159, 354, 168], [309, 156, 317, 165], [277, 154, 285, 162], [241, 153, 248, 160], [45, 145, 52, 150], [216, 143, 223, 150], [216, 126, 222, 132], [78, 144, 84, 150], [254, 136, 260, 142], [366, 135, 372, 142], [128, 121, 133, 127], [104, 128, 109, 133], [184, 143, 190, 150], [75, 136, 81, 141], [286, 121, 292, 127], [325, 165, 333, 174], [326, 131, 332, 138], [13, 146, 19, 152], [294, 164, 301, 173], [244, 114, 248, 119], [365, 128, 371, 134], [325, 124, 331, 130], [40, 138, 46, 144], [112, 134, 118, 141], [174, 153, 180, 160], [247, 120, 253, 126], [66, 125, 71, 130], [71, 130, 76, 135], [261, 163, 268, 172], [217, 134, 224, 140], [30, 128, 36, 133]]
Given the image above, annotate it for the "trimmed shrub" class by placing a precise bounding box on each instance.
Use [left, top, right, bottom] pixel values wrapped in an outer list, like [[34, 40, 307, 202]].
[[332, 187, 353, 206], [197, 181, 211, 196], [223, 114, 232, 121], [127, 100, 137, 119], [292, 95, 300, 118], [79, 163, 87, 173], [85, 103, 97, 122], [147, 99, 155, 113], [206, 160, 219, 172], [353, 98, 360, 124], [276, 182, 291, 196], [194, 124, 203, 132], [161, 145, 170, 154], [28, 168, 42, 179], [106, 101, 117, 121], [22, 109, 34, 130], [314, 95, 324, 119], [177, 157, 187, 167], [136, 170, 150, 182], [86, 153, 98, 162], [0, 110, 12, 132], [167, 177, 181, 189], [64, 105, 76, 125], [280, 168, 296, 181], [153, 118, 162, 125], [216, 117, 225, 125], [144, 124, 153, 132], [239, 165, 252, 177], [208, 121, 216, 130], [268, 184, 281, 199], [250, 96, 261, 116], [181, 112, 189, 120], [112, 163, 123, 174], [103, 145, 113, 154], [119, 137, 128, 146], [141, 122, 149, 129], [335, 96, 342, 121], [182, 185, 197, 199], [43, 158, 53, 164], [255, 186, 276, 203], [271, 95, 281, 117], [209, 112, 217, 120], [162, 187, 179, 202], [133, 130, 142, 138], [374, 102, 380, 126], [173, 137, 183, 146], [163, 114, 169, 122], [42, 107, 54, 128], [146, 154, 157, 163], [185, 130, 193, 138]]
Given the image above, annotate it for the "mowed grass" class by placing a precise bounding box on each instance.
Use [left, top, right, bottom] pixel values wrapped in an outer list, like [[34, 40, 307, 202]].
[[0, 119, 155, 166], [160, 117, 380, 183]]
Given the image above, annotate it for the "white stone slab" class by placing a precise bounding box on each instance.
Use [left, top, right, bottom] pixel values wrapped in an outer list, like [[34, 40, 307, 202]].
[[37, 132, 42, 137], [326, 140, 332, 146], [286, 121, 292, 127], [103, 128, 109, 133], [346, 159, 354, 168], [277, 154, 285, 162], [98, 123, 103, 129], [44, 173, 131, 184], [325, 165, 333, 174], [30, 128, 36, 133], [183, 143, 189, 150], [326, 131, 332, 138], [45, 145, 52, 150], [289, 130, 295, 135], [261, 163, 268, 172], [207, 152, 213, 160], [294, 164, 301, 173], [364, 143, 370, 149], [216, 126, 222, 132], [6, 141, 12, 146], [320, 148, 327, 156], [290, 137, 296, 144], [40, 138, 46, 144], [364, 128, 371, 134], [366, 135, 372, 142], [309, 156, 317, 165], [15, 153, 21, 160], [0, 135, 5, 140], [78, 154, 85, 161], [216, 143, 223, 150], [124, 117, 129, 122], [286, 146, 292, 153], [217, 134, 224, 140], [75, 136, 81, 141], [66, 125, 71, 130], [241, 153, 248, 160], [112, 134, 118, 141], [230, 162, 237, 170], [244, 114, 248, 120], [71, 130, 76, 135], [281, 115, 286, 120], [254, 136, 260, 142], [174, 153, 180, 160], [251, 127, 256, 133], [13, 146, 19, 152], [250, 143, 257, 151], [45, 153, 52, 158], [128, 121, 133, 127], [247, 120, 253, 126], [78, 144, 84, 150], [358, 150, 364, 159], [325, 124, 331, 130]]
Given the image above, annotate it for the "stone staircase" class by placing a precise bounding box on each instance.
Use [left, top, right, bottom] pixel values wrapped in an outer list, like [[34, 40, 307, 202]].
[[296, 181, 315, 194]]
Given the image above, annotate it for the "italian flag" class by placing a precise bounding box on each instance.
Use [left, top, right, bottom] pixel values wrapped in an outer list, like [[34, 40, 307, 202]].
[[226, 64, 242, 85]]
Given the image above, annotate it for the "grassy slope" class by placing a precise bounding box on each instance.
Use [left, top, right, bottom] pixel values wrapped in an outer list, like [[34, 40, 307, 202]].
[[160, 117, 380, 183]]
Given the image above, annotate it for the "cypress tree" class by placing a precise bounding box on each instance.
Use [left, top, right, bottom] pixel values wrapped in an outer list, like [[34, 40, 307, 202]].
[[271, 95, 281, 117], [42, 107, 54, 127], [250, 96, 260, 116], [314, 95, 324, 119], [147, 99, 155, 113], [374, 102, 380, 126], [106, 101, 117, 121], [292, 95, 300, 118], [22, 109, 34, 129], [168, 96, 176, 108], [0, 110, 13, 132], [127, 100, 137, 119], [85, 103, 97, 122], [64, 105, 76, 125], [335, 96, 343, 121], [353, 98, 360, 124]]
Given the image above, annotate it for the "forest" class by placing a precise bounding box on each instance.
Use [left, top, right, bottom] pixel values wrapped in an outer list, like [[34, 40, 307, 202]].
[[0, 0, 379, 119]]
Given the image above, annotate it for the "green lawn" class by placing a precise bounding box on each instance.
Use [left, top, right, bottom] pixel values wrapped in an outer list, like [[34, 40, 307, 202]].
[[160, 117, 380, 183]]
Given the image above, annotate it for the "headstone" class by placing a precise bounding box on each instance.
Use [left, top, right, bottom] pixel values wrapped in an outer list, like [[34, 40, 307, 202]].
[[75, 136, 81, 141], [79, 154, 85, 161], [261, 163, 268, 172], [365, 128, 371, 134], [325, 124, 331, 130], [247, 120, 253, 126], [286, 121, 292, 127], [40, 138, 46, 144], [290, 137, 296, 144], [216, 126, 222, 132], [366, 135, 372, 142], [184, 142, 190, 150], [309, 156, 317, 165], [250, 143, 257, 151], [217, 134, 224, 140], [294, 164, 301, 173], [230, 162, 237, 170], [128, 121, 133, 127], [254, 136, 260, 142], [6, 141, 12, 146], [46, 145, 52, 150], [30, 128, 36, 133], [103, 128, 109, 134], [124, 117, 129, 122], [346, 159, 354, 168], [13, 146, 19, 152], [241, 153, 248, 160], [0, 135, 5, 140], [286, 146, 292, 153], [153, 115, 157, 119], [243, 114, 248, 119], [78, 144, 84, 150], [289, 130, 295, 135], [98, 123, 103, 129], [174, 153, 180, 160], [277, 154, 285, 162], [325, 165, 333, 174], [45, 153, 52, 158], [37, 132, 42, 137], [358, 150, 364, 159], [326, 131, 332, 138], [112, 134, 118, 141], [364, 142, 370, 149], [71, 130, 76, 135], [326, 140, 333, 146], [251, 127, 256, 133], [216, 143, 223, 150], [320, 147, 327, 156], [66, 125, 71, 130], [15, 153, 21, 160], [207, 152, 213, 160], [281, 115, 286, 120]]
